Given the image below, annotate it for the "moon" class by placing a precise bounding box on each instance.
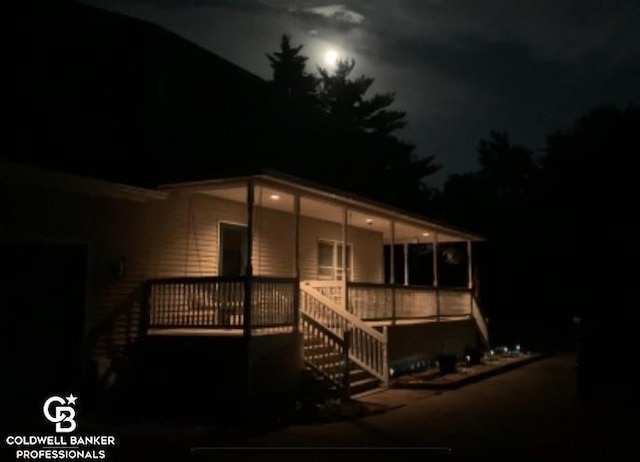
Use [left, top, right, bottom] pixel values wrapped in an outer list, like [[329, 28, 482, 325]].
[[324, 49, 339, 67]]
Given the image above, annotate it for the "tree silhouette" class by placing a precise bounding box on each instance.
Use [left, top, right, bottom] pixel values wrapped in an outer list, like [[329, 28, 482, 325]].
[[436, 130, 544, 347], [540, 104, 639, 315], [265, 37, 440, 212], [314, 58, 440, 209], [266, 34, 318, 101], [477, 131, 538, 203], [317, 59, 407, 135], [438, 130, 537, 235], [436, 104, 640, 350]]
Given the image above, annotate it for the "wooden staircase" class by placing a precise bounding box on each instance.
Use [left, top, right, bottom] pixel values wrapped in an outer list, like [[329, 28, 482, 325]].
[[303, 334, 381, 396], [299, 281, 389, 398]]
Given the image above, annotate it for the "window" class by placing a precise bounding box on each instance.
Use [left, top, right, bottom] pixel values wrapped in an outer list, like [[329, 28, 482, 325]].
[[317, 239, 353, 281], [219, 223, 248, 276]]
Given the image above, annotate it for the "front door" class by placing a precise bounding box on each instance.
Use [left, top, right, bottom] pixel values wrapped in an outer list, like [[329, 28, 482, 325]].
[[218, 223, 248, 276]]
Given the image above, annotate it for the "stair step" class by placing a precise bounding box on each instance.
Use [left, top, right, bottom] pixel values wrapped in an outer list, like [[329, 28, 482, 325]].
[[348, 368, 370, 382], [305, 355, 343, 367], [304, 336, 325, 345], [304, 344, 338, 355], [305, 360, 372, 376], [349, 377, 380, 395]]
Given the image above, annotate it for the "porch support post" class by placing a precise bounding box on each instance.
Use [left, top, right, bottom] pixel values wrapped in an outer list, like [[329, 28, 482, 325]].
[[342, 207, 349, 312], [389, 222, 395, 285], [467, 240, 473, 289], [467, 239, 473, 316], [243, 179, 254, 339], [382, 326, 390, 386], [433, 232, 440, 321], [403, 243, 409, 286], [390, 221, 396, 325], [293, 195, 301, 333]]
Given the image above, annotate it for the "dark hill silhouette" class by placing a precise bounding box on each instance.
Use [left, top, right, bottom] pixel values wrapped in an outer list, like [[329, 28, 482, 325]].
[[7, 1, 332, 188]]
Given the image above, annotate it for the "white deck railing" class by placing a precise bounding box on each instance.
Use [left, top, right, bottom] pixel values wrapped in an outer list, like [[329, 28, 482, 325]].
[[304, 279, 489, 348], [144, 276, 298, 332]]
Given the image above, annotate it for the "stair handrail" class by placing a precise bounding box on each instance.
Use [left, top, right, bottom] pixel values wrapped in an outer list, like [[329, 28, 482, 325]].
[[300, 310, 350, 395], [301, 281, 388, 385], [471, 295, 489, 347], [300, 282, 386, 342]]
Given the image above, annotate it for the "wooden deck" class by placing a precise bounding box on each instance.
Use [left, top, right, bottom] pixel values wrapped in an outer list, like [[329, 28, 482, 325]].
[[148, 315, 472, 336], [367, 316, 470, 327], [148, 328, 242, 336], [147, 327, 294, 336]]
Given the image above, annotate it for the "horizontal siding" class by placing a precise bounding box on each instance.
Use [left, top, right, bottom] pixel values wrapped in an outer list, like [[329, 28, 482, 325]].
[[351, 224, 384, 283], [253, 206, 295, 277], [143, 193, 245, 278]]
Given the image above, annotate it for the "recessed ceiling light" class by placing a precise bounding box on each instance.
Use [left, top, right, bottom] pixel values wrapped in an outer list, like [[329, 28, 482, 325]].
[[422, 232, 430, 236], [270, 194, 281, 200]]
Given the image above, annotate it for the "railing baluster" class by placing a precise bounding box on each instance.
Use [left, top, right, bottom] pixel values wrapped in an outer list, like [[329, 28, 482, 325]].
[[146, 276, 297, 332]]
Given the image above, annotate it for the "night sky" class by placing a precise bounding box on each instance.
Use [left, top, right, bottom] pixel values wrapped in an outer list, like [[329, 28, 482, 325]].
[[83, 0, 640, 184]]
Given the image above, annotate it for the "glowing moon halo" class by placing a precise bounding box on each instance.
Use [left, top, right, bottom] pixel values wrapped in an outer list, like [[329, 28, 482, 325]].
[[324, 49, 339, 67]]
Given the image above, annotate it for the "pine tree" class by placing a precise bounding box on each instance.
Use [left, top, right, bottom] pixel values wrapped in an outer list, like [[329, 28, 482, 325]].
[[266, 34, 317, 100], [317, 59, 406, 135]]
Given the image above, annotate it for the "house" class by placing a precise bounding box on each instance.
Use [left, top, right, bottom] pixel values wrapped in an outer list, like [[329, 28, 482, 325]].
[[1, 160, 486, 419], [6, 5, 487, 420]]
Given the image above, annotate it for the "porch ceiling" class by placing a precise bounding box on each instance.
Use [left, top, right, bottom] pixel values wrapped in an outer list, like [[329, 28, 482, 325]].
[[160, 174, 482, 243], [189, 186, 467, 243]]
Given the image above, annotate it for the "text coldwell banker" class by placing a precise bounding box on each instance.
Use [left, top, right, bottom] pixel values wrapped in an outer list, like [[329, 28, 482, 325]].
[[5, 436, 116, 446]]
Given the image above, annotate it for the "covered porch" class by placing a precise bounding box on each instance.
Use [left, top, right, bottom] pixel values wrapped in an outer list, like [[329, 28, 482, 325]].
[[141, 172, 485, 337], [138, 172, 486, 396]]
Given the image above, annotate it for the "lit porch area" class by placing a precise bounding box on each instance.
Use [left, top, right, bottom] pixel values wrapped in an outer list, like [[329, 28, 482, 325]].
[[138, 172, 487, 396], [140, 173, 486, 336]]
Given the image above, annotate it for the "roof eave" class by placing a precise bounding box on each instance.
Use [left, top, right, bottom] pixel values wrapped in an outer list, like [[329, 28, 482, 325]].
[[160, 173, 485, 242]]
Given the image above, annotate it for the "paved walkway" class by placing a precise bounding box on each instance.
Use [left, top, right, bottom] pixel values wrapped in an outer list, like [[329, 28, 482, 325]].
[[387, 352, 546, 389], [349, 352, 544, 411], [355, 387, 437, 409]]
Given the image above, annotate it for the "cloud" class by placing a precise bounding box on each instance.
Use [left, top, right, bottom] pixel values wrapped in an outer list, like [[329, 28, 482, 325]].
[[363, 0, 640, 64], [304, 4, 364, 24]]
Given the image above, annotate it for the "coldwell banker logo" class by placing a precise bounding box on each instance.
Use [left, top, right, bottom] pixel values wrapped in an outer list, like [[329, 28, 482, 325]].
[[43, 394, 77, 433], [5, 394, 117, 460]]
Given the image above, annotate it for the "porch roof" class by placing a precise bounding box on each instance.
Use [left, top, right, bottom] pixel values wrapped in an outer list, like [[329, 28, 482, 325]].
[[159, 170, 484, 243]]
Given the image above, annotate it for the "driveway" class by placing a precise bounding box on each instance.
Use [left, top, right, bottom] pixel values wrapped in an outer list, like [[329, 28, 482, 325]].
[[242, 353, 633, 458]]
